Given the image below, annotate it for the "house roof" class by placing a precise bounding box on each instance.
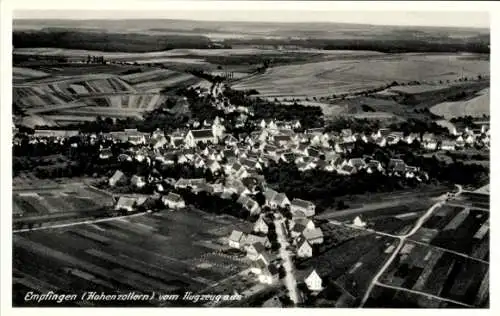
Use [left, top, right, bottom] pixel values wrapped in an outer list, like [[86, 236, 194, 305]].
[[262, 296, 283, 308], [190, 129, 213, 139], [251, 258, 268, 270], [248, 242, 267, 254], [273, 193, 289, 205], [110, 170, 125, 181], [303, 228, 324, 241], [164, 192, 183, 203], [340, 165, 355, 173], [292, 224, 307, 233], [291, 198, 315, 209], [264, 189, 278, 202], [228, 230, 245, 243], [116, 196, 136, 209], [297, 236, 311, 249]]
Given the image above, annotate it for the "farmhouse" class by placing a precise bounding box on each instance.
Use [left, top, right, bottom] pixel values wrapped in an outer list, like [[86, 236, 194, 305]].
[[269, 193, 291, 209], [131, 175, 146, 188], [303, 228, 324, 245], [290, 218, 315, 231], [162, 192, 186, 209], [262, 296, 283, 308], [228, 230, 246, 249], [296, 238, 313, 258], [259, 264, 280, 285], [304, 269, 323, 292], [254, 216, 272, 234], [290, 198, 316, 217], [246, 242, 267, 261], [337, 164, 356, 175], [114, 196, 137, 212], [250, 258, 268, 275], [109, 170, 126, 187], [440, 140, 456, 151], [184, 129, 216, 148], [244, 234, 271, 249]]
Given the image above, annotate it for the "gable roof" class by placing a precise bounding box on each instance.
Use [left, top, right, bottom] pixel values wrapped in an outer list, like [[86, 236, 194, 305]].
[[164, 192, 183, 203], [190, 129, 213, 139], [303, 228, 324, 241], [291, 198, 315, 209], [228, 230, 245, 243]]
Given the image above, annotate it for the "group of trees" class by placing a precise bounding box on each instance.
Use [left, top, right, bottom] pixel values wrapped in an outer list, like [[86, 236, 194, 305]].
[[263, 161, 419, 211], [175, 189, 251, 220], [223, 88, 324, 130], [13, 30, 213, 52]]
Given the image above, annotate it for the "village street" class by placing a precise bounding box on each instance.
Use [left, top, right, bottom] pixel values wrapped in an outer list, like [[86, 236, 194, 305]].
[[274, 216, 300, 304]]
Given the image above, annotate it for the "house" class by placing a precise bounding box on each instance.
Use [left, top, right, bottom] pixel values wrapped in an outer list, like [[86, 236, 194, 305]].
[[109, 170, 126, 187], [240, 158, 262, 171], [337, 164, 356, 175], [228, 230, 246, 249], [291, 224, 307, 238], [254, 216, 272, 234], [388, 158, 405, 170], [99, 148, 113, 159], [114, 196, 136, 212], [405, 166, 419, 179], [348, 158, 366, 171], [223, 134, 238, 146], [261, 296, 283, 308], [440, 140, 456, 151], [250, 258, 268, 275], [130, 175, 146, 188], [423, 139, 438, 150], [184, 129, 216, 148], [244, 235, 271, 249], [193, 155, 206, 169], [375, 128, 391, 139], [263, 189, 278, 207], [246, 242, 267, 260], [366, 160, 384, 174], [353, 216, 367, 228], [269, 193, 291, 209], [296, 238, 313, 258], [258, 264, 280, 285], [303, 228, 324, 245], [242, 196, 261, 215], [290, 218, 315, 231], [162, 192, 185, 209], [206, 160, 221, 173], [404, 133, 419, 144], [304, 269, 323, 292], [290, 198, 316, 217]]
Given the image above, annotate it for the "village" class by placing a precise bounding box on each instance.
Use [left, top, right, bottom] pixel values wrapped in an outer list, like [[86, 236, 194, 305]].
[[11, 80, 491, 306]]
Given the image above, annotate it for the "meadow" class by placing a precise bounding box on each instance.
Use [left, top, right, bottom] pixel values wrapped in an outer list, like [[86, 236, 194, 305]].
[[430, 88, 490, 119], [232, 53, 489, 97]]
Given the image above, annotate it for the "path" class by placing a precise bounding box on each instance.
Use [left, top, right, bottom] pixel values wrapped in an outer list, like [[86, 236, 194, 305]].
[[275, 217, 300, 304], [13, 212, 148, 233], [359, 186, 463, 306]]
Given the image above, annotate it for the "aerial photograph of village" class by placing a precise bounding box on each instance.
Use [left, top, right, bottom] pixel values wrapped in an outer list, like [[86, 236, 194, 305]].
[[9, 6, 490, 308]]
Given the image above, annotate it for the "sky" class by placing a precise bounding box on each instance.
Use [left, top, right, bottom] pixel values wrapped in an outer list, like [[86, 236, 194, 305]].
[[13, 10, 489, 29]]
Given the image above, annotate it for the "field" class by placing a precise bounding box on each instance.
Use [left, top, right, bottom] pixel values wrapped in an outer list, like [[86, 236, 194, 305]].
[[12, 181, 114, 217], [297, 226, 398, 303], [14, 75, 136, 109], [13, 63, 205, 126], [377, 241, 488, 307], [430, 88, 490, 119], [13, 67, 50, 81], [232, 53, 489, 97], [12, 209, 253, 306]]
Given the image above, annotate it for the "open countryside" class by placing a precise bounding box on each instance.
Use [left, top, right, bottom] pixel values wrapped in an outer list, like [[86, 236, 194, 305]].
[[11, 13, 490, 308]]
